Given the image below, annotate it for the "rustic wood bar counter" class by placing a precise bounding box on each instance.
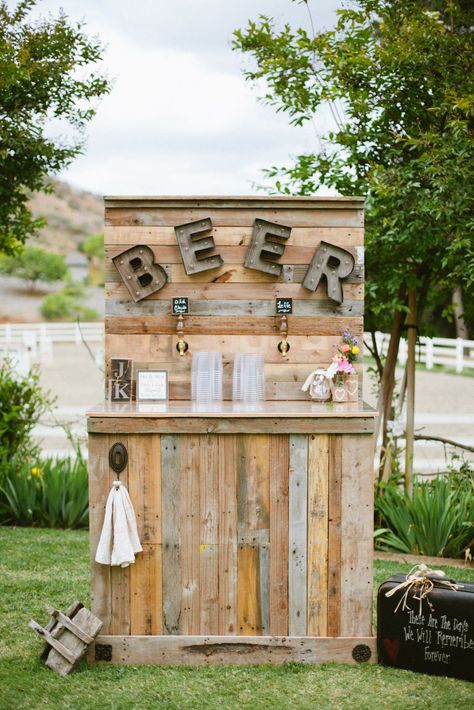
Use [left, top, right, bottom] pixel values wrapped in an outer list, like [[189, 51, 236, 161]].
[[88, 195, 377, 666]]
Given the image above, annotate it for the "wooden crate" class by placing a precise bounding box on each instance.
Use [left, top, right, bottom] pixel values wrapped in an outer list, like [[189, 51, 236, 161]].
[[88, 196, 376, 666]]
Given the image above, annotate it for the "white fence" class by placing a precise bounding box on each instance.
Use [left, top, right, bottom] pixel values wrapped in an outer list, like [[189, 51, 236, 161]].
[[367, 331, 474, 374]]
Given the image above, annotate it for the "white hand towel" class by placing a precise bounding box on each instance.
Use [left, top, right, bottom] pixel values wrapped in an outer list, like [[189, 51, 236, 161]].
[[95, 481, 143, 568]]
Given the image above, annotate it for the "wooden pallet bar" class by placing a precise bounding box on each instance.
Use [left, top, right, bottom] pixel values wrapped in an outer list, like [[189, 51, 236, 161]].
[[88, 195, 376, 666]]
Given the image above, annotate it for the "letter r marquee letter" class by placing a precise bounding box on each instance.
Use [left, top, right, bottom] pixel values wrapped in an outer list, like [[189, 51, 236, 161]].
[[303, 241, 355, 303]]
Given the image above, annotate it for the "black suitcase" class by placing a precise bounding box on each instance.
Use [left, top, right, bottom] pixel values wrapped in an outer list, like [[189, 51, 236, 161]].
[[377, 573, 474, 682]]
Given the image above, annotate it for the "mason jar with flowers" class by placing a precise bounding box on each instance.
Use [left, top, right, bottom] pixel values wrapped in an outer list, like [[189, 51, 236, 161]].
[[328, 331, 360, 402]]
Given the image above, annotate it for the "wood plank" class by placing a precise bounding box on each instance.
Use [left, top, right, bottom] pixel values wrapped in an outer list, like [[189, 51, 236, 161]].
[[127, 434, 161, 543], [130, 544, 163, 635], [288, 434, 308, 636], [104, 333, 363, 366], [269, 435, 289, 636], [104, 207, 364, 228], [109, 433, 131, 636], [327, 434, 343, 637], [92, 634, 377, 666], [307, 434, 329, 637], [104, 225, 364, 248], [236, 435, 270, 543], [161, 435, 181, 635], [199, 435, 219, 635], [218, 435, 238, 635], [340, 435, 374, 636], [89, 416, 376, 436], [237, 544, 262, 635], [105, 243, 359, 266], [43, 607, 102, 676], [88, 434, 112, 633], [179, 434, 200, 634]]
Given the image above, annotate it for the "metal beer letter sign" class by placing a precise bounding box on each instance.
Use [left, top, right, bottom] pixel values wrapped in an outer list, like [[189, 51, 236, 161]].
[[302, 241, 355, 303], [174, 218, 223, 275], [244, 218, 292, 277], [112, 245, 168, 302]]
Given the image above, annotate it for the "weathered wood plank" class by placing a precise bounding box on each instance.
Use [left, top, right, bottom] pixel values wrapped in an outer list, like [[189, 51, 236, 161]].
[[104, 333, 364, 366], [43, 607, 102, 676], [218, 435, 238, 635], [92, 634, 377, 666], [237, 435, 270, 544], [327, 435, 343, 637], [105, 207, 364, 229], [269, 435, 289, 636], [88, 434, 112, 633], [104, 225, 364, 248], [307, 434, 329, 637], [130, 544, 163, 635], [88, 416, 376, 436], [340, 434, 374, 636], [127, 434, 161, 543], [161, 435, 181, 635], [288, 434, 308, 636], [199, 435, 219, 635], [237, 544, 262, 635], [180, 434, 201, 634]]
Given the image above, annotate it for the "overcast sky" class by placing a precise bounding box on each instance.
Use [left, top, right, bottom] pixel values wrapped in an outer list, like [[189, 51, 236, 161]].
[[30, 0, 341, 196]]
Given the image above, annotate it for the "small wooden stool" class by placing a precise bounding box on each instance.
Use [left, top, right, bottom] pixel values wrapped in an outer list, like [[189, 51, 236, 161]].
[[29, 601, 102, 676]]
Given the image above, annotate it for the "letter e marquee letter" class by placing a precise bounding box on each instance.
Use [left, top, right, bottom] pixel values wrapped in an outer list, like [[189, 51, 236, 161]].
[[175, 218, 223, 275], [303, 241, 355, 303], [244, 218, 292, 276], [112, 245, 168, 302]]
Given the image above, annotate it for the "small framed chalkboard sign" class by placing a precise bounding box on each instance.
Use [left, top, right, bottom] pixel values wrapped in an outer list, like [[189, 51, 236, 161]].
[[136, 369, 168, 401], [172, 297, 189, 314], [276, 298, 292, 314]]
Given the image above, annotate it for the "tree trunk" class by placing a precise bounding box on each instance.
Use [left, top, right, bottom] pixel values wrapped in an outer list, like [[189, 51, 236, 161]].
[[452, 284, 469, 340], [375, 287, 407, 480], [405, 288, 417, 494]]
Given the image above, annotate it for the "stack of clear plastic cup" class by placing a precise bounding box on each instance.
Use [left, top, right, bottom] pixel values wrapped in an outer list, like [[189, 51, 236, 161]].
[[191, 351, 223, 402], [232, 353, 265, 403]]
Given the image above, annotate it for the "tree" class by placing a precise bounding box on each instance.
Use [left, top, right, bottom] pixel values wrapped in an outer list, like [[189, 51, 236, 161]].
[[0, 245, 68, 288], [233, 0, 474, 477], [0, 0, 111, 255]]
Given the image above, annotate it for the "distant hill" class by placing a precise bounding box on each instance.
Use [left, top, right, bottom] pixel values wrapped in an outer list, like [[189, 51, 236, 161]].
[[28, 180, 103, 255]]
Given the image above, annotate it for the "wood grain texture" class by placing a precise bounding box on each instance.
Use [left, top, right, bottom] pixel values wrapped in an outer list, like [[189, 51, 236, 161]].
[[340, 434, 374, 636], [88, 434, 112, 633], [104, 225, 364, 248], [218, 436, 238, 635], [179, 434, 201, 634], [130, 544, 163, 635], [327, 435, 343, 637], [288, 435, 308, 636], [105, 206, 363, 229], [92, 634, 376, 666], [307, 434, 329, 637], [161, 435, 181, 635], [237, 544, 262, 635], [237, 435, 270, 544], [109, 435, 131, 636], [88, 416, 376, 436], [199, 435, 219, 634], [269, 435, 289, 636], [127, 434, 161, 543]]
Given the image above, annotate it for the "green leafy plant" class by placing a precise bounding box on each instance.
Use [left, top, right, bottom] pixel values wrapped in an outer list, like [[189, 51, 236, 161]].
[[0, 359, 55, 474], [0, 246, 68, 289], [40, 280, 99, 321], [0, 454, 89, 529], [375, 467, 474, 558]]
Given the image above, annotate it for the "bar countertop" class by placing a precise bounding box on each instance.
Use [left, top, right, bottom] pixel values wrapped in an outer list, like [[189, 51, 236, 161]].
[[87, 400, 377, 419]]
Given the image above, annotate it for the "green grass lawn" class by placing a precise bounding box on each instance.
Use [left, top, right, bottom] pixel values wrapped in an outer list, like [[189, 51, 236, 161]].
[[0, 527, 473, 710]]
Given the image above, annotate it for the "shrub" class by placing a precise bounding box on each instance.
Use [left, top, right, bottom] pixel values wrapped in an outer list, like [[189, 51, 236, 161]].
[[40, 290, 99, 321], [0, 453, 89, 529], [0, 246, 68, 289], [375, 463, 474, 558], [0, 360, 54, 476]]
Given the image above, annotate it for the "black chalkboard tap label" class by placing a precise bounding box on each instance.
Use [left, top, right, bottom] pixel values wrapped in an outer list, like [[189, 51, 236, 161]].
[[172, 297, 189, 314], [276, 298, 292, 314]]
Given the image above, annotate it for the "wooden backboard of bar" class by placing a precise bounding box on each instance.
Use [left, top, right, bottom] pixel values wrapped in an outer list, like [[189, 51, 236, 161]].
[[87, 196, 377, 666]]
